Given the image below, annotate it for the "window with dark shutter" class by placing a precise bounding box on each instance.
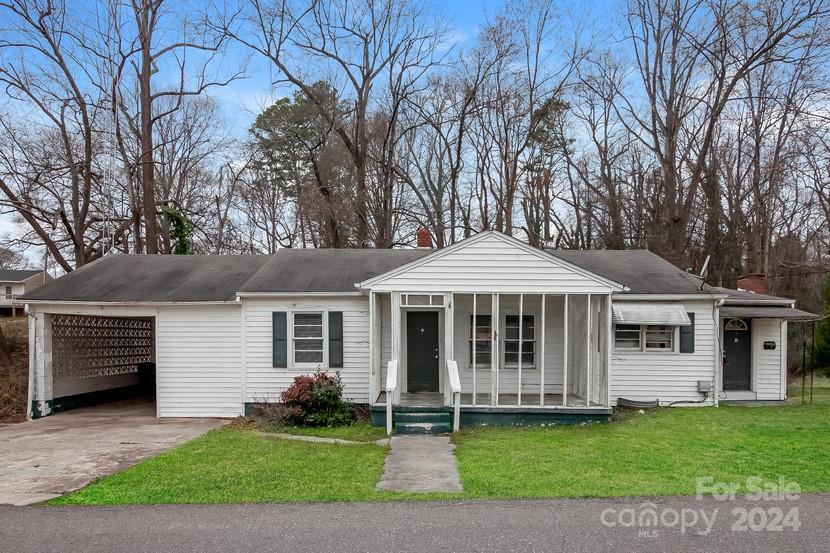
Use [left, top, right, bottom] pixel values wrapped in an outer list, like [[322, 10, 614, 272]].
[[679, 312, 695, 353], [272, 312, 287, 368], [328, 311, 343, 368]]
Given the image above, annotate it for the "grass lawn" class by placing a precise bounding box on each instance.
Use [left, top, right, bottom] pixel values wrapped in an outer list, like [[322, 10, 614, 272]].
[[52, 427, 392, 505], [52, 379, 830, 504], [253, 420, 388, 442]]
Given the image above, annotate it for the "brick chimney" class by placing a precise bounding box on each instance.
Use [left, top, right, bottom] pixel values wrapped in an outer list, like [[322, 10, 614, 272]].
[[416, 227, 432, 248], [736, 273, 767, 295]]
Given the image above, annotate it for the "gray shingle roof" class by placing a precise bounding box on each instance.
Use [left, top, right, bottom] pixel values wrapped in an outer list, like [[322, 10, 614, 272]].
[[239, 249, 432, 293], [547, 249, 709, 295], [21, 249, 432, 302], [0, 269, 43, 282], [23, 246, 738, 303], [21, 255, 272, 302]]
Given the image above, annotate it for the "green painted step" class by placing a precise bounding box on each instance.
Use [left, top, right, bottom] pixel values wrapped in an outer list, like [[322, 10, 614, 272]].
[[396, 421, 453, 435], [395, 411, 452, 424]]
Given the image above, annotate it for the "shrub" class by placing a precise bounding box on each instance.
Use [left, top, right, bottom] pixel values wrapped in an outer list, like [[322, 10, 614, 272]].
[[279, 371, 355, 427]]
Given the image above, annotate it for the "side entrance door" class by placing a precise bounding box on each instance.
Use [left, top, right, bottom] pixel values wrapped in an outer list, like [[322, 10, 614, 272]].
[[406, 311, 439, 393], [723, 318, 752, 391]]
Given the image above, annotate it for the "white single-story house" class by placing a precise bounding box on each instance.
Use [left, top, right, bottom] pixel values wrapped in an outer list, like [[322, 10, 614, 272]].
[[0, 269, 50, 315], [21, 231, 816, 432]]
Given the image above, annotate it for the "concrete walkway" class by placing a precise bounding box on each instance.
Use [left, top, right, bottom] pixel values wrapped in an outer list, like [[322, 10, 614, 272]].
[[376, 435, 462, 492], [0, 401, 224, 506]]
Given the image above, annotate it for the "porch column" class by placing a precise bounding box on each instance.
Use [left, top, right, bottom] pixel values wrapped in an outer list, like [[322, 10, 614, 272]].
[[444, 292, 455, 391], [586, 293, 592, 407], [517, 293, 523, 406], [472, 293, 477, 405], [390, 292, 401, 402], [539, 294, 546, 406], [28, 311, 53, 419], [606, 294, 612, 407], [562, 294, 569, 407], [491, 293, 499, 406], [369, 291, 381, 403]]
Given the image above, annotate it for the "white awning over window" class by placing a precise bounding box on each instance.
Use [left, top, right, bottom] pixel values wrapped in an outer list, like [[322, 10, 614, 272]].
[[612, 302, 691, 326]]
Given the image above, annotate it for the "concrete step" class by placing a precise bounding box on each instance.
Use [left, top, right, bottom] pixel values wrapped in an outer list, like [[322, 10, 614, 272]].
[[394, 411, 452, 424], [396, 421, 453, 435]]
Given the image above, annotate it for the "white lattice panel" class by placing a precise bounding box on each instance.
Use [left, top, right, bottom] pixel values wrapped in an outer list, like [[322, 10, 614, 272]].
[[52, 314, 154, 379]]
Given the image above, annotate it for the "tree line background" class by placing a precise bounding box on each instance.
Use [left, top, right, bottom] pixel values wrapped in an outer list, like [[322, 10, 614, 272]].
[[1, 0, 829, 323]]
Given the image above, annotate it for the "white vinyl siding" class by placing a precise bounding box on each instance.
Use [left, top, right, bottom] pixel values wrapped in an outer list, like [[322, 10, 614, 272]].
[[754, 318, 785, 400], [365, 232, 617, 294], [610, 299, 717, 405], [156, 305, 242, 417], [244, 296, 370, 403]]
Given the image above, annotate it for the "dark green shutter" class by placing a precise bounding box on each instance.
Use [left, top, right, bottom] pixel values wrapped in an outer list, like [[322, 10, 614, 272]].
[[272, 312, 287, 368], [329, 311, 343, 368], [680, 312, 695, 353]]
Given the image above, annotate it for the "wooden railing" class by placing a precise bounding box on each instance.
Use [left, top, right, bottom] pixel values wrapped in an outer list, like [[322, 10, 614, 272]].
[[445, 359, 461, 432], [385, 360, 398, 435]]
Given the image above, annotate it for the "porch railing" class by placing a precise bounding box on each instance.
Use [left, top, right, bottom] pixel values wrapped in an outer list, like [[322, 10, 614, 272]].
[[445, 359, 461, 432], [385, 360, 398, 435]]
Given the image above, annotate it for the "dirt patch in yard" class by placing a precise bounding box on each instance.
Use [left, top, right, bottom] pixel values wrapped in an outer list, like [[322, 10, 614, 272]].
[[0, 318, 29, 423]]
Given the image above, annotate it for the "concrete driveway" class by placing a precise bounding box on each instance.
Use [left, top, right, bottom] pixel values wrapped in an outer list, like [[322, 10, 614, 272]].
[[0, 401, 225, 506]]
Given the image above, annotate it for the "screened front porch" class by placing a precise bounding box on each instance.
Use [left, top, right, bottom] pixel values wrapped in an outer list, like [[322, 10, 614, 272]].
[[369, 291, 612, 410]]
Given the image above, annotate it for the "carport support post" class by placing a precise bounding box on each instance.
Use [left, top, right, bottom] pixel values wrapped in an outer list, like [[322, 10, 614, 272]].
[[29, 311, 53, 419]]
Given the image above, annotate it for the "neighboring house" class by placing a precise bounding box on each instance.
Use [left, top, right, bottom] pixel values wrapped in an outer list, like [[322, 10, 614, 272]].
[[0, 269, 50, 315], [21, 232, 816, 430]]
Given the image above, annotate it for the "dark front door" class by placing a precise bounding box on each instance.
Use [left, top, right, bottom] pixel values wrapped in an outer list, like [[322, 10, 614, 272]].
[[723, 318, 752, 391], [406, 311, 440, 393]]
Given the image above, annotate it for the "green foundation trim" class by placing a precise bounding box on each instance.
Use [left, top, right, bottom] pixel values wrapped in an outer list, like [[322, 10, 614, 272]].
[[369, 405, 612, 428]]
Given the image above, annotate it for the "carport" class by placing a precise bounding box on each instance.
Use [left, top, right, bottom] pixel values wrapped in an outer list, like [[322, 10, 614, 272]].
[[28, 305, 158, 419]]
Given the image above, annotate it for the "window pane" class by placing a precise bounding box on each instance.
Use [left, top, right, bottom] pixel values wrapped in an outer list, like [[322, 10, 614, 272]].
[[472, 315, 491, 329], [294, 313, 322, 326], [505, 352, 517, 364], [504, 341, 518, 353], [406, 294, 430, 305], [295, 350, 323, 363], [470, 340, 491, 364], [294, 325, 323, 338], [645, 325, 673, 350], [522, 352, 534, 365], [294, 339, 323, 351], [615, 324, 641, 349], [522, 316, 535, 339], [430, 295, 444, 306]]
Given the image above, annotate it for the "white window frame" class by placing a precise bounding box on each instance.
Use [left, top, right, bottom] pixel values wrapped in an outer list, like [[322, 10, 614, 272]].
[[614, 324, 678, 353], [503, 314, 536, 369], [290, 311, 328, 368], [614, 324, 642, 351]]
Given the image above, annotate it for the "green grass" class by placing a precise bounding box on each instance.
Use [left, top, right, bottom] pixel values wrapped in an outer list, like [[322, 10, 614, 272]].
[[453, 401, 830, 498], [254, 421, 388, 442], [52, 381, 830, 504], [788, 375, 830, 404], [51, 427, 392, 505]]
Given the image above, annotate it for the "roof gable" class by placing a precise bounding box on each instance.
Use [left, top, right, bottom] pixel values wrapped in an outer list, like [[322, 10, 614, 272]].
[[358, 231, 626, 293]]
